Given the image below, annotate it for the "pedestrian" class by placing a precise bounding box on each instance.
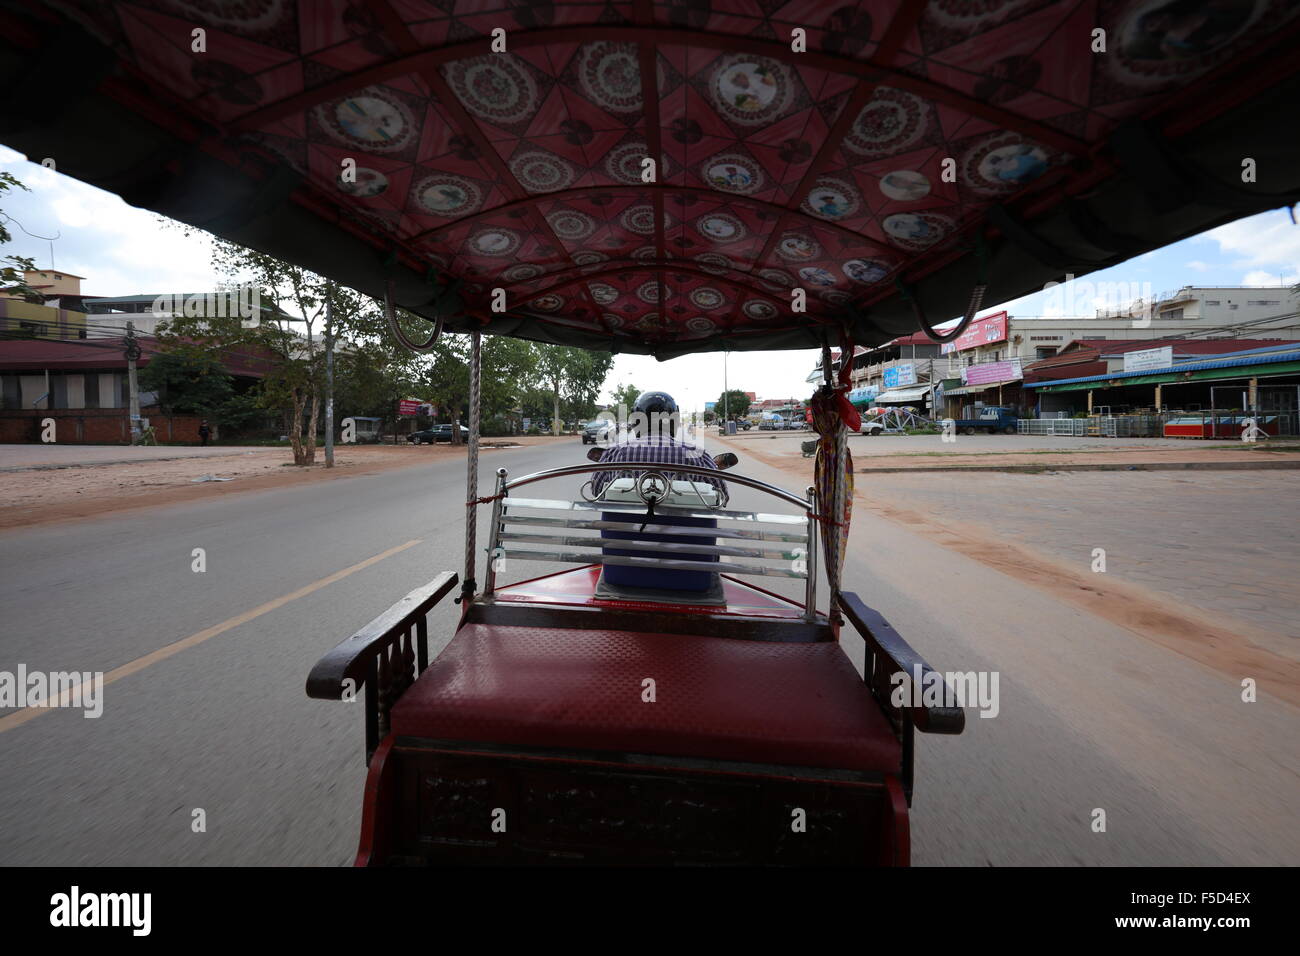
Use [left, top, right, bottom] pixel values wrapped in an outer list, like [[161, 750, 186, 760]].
[[198, 419, 211, 447]]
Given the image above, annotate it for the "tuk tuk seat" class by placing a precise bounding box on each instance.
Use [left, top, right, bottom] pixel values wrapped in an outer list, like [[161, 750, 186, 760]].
[[390, 623, 901, 774]]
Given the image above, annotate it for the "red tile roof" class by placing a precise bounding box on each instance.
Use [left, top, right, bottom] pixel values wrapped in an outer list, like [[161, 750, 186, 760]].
[[0, 336, 272, 377]]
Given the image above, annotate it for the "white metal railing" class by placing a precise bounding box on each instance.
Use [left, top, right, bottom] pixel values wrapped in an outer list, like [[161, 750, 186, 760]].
[[483, 462, 820, 619], [1019, 412, 1298, 437]]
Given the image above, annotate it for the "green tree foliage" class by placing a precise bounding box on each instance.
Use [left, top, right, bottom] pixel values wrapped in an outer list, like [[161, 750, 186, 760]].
[[138, 349, 234, 417], [536, 346, 614, 434], [715, 389, 752, 419], [157, 230, 390, 464], [418, 333, 539, 428], [607, 381, 640, 412], [0, 172, 40, 304]]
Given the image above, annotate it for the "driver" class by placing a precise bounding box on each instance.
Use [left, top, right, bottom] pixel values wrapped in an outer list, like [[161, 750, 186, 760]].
[[590, 391, 729, 505]]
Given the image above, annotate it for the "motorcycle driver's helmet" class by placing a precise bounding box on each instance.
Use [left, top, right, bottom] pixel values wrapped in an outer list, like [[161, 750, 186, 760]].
[[632, 390, 679, 438]]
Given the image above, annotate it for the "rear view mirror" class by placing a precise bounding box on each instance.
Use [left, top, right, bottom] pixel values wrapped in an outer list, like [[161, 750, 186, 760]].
[[586, 447, 605, 463], [713, 452, 739, 470]]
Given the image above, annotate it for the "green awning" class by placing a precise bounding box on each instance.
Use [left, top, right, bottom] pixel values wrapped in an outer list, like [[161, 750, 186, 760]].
[[1034, 361, 1300, 392]]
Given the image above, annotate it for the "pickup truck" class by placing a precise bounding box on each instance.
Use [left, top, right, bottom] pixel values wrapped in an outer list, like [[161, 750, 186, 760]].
[[946, 406, 1019, 435]]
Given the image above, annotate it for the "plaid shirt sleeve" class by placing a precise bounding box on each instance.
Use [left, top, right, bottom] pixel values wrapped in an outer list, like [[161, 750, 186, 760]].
[[590, 437, 729, 505]]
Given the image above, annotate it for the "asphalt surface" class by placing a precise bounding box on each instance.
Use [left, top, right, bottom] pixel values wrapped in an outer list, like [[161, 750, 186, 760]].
[[0, 437, 1295, 865]]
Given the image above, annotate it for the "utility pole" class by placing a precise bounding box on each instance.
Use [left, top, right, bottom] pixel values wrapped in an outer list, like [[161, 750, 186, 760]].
[[324, 281, 335, 468], [723, 349, 729, 426], [124, 320, 142, 444]]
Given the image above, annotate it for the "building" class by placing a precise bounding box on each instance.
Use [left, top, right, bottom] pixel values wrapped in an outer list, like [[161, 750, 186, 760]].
[[0, 335, 273, 443], [0, 297, 88, 340], [1023, 341, 1300, 431], [811, 285, 1300, 418]]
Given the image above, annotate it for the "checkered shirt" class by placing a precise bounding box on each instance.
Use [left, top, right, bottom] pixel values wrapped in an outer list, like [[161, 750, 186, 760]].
[[590, 436, 729, 505]]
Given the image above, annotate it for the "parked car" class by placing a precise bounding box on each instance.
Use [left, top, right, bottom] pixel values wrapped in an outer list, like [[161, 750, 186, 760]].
[[408, 424, 470, 444], [581, 420, 612, 444]]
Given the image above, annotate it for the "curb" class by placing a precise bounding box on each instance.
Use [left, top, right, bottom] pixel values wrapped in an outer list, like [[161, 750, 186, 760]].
[[856, 459, 1300, 474]]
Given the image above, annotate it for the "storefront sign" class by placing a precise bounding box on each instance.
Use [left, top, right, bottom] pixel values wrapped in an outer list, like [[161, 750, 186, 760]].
[[940, 311, 1008, 354], [1123, 346, 1173, 372], [962, 357, 1022, 386], [883, 363, 917, 388]]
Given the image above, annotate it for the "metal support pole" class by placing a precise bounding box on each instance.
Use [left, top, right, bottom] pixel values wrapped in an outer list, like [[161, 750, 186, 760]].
[[460, 331, 483, 604], [803, 484, 818, 622], [484, 467, 508, 597]]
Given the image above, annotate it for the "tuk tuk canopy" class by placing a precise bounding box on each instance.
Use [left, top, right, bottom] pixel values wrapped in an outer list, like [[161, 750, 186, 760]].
[[2, 2, 1298, 358]]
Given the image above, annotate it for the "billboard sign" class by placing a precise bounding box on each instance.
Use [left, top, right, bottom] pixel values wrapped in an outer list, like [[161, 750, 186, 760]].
[[398, 399, 422, 416], [940, 311, 1008, 354], [1123, 346, 1173, 372], [883, 363, 917, 388], [961, 357, 1023, 386]]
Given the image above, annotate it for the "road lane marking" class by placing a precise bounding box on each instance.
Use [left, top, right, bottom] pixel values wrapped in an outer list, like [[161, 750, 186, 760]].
[[0, 538, 423, 734]]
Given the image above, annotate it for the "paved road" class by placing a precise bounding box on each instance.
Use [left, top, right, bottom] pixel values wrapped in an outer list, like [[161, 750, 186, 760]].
[[0, 437, 1295, 865]]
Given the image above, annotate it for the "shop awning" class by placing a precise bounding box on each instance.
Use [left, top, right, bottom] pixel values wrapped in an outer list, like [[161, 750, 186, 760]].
[[1032, 361, 1300, 392], [874, 386, 931, 403], [945, 379, 1020, 396]]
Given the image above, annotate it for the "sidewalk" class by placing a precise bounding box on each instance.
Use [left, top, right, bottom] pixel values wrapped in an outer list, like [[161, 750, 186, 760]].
[[713, 431, 1300, 474], [0, 435, 571, 531]]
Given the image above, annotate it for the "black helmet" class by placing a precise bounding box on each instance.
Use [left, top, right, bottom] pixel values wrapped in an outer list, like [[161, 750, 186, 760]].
[[632, 390, 678, 437], [633, 391, 678, 416]]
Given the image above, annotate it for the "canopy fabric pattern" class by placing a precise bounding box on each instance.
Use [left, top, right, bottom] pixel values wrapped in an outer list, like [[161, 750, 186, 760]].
[[2, 1, 1298, 357]]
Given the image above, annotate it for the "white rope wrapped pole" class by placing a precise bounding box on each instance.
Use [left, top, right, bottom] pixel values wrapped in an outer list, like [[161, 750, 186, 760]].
[[461, 330, 482, 603]]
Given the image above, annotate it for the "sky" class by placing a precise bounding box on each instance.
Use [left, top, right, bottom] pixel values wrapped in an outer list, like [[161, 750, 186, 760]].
[[3, 145, 1297, 413]]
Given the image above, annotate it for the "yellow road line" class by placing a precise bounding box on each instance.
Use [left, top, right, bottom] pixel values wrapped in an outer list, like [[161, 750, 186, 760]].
[[0, 538, 423, 734]]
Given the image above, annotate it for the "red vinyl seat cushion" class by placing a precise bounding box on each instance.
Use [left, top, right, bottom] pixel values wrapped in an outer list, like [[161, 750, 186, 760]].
[[391, 624, 901, 774]]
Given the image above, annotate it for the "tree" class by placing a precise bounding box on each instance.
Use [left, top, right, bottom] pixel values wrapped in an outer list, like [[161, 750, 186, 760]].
[[607, 381, 640, 412], [419, 333, 539, 429], [536, 345, 613, 434], [0, 172, 40, 304], [157, 229, 391, 465], [138, 349, 234, 418], [715, 389, 752, 419]]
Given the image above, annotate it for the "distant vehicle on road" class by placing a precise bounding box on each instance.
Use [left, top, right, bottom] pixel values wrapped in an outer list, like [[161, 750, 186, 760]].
[[408, 424, 470, 444], [948, 406, 1019, 435], [581, 420, 612, 444]]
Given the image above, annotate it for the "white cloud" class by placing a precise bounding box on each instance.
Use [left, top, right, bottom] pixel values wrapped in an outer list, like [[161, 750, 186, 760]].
[[1202, 212, 1300, 270], [1240, 269, 1298, 287], [1185, 260, 1210, 272]]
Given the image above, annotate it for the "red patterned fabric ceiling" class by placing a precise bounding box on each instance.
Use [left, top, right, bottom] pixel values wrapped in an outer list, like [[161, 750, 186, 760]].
[[25, 0, 1299, 351]]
